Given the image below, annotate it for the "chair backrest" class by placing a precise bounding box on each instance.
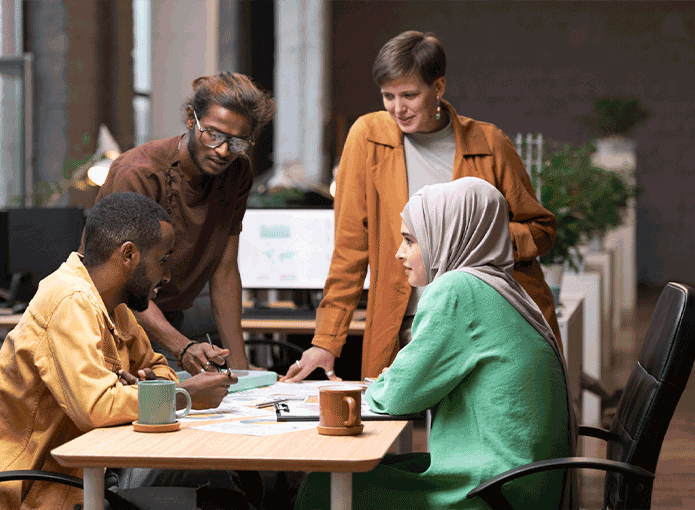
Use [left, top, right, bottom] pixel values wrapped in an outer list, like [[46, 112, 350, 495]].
[[605, 282, 695, 509]]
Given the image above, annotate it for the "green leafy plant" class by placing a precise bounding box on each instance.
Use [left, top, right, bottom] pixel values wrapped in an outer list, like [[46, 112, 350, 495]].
[[580, 164, 640, 239], [538, 142, 587, 270], [10, 133, 94, 207], [538, 140, 639, 269]]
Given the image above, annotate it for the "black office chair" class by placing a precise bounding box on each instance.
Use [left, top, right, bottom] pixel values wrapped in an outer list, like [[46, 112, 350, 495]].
[[193, 331, 303, 374], [0, 270, 33, 313], [466, 281, 695, 510], [0, 469, 143, 509], [0, 469, 244, 509]]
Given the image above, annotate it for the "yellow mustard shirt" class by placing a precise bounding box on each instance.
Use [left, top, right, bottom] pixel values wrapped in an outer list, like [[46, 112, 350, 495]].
[[0, 252, 176, 510]]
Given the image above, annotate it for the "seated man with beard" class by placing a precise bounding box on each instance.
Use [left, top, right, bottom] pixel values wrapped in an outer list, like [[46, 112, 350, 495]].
[[0, 192, 244, 510]]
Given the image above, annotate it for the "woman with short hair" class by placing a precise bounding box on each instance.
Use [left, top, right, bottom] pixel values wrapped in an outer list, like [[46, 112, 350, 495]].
[[282, 30, 559, 384]]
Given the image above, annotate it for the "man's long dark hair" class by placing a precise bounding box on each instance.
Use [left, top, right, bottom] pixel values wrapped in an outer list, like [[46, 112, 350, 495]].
[[185, 71, 275, 141]]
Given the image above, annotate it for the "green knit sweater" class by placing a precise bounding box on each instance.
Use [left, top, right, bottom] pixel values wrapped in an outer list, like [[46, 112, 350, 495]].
[[296, 272, 570, 509]]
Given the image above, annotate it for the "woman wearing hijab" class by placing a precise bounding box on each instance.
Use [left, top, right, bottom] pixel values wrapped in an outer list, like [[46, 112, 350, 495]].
[[295, 178, 576, 510], [282, 30, 559, 384]]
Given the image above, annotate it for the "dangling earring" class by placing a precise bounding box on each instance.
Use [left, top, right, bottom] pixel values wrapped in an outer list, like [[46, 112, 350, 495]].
[[435, 98, 442, 121]]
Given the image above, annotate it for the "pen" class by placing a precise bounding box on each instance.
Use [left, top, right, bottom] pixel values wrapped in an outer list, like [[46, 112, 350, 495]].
[[205, 334, 228, 372], [255, 398, 288, 409]]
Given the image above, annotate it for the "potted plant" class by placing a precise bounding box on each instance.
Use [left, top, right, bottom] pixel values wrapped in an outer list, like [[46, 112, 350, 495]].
[[537, 141, 586, 304], [579, 163, 639, 250], [537, 140, 639, 305]]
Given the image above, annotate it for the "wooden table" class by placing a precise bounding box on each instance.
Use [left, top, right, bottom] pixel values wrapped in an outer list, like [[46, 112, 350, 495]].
[[52, 417, 407, 510]]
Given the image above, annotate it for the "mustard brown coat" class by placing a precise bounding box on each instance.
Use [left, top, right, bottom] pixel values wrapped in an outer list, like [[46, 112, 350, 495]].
[[313, 102, 559, 378]]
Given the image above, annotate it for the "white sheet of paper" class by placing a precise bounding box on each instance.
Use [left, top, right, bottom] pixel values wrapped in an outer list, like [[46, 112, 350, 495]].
[[192, 416, 318, 436], [187, 381, 368, 435]]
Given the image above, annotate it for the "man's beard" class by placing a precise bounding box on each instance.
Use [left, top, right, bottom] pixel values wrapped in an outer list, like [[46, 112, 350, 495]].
[[125, 262, 156, 312]]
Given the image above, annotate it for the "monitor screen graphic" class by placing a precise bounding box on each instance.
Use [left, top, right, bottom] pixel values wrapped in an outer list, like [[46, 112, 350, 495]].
[[238, 209, 369, 290]]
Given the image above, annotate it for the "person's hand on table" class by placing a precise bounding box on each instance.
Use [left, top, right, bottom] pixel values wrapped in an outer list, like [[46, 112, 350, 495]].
[[179, 369, 238, 410], [117, 368, 157, 385], [279, 346, 341, 383], [180, 342, 230, 375]]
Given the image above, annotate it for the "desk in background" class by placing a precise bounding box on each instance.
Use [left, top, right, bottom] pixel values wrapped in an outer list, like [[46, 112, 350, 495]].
[[556, 294, 584, 426], [1, 309, 366, 337], [242, 316, 365, 336], [0, 311, 23, 346], [241, 306, 366, 335], [583, 249, 618, 382], [0, 313, 22, 328], [1, 305, 367, 337], [241, 307, 366, 378], [562, 273, 602, 426]]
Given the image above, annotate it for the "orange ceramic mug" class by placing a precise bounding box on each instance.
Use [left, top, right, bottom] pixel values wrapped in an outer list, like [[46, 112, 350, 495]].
[[317, 384, 364, 436]]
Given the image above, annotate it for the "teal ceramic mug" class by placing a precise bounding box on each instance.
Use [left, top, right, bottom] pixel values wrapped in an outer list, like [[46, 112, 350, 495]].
[[138, 380, 191, 425]]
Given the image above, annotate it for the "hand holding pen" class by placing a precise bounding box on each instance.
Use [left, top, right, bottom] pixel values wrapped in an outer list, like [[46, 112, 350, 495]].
[[181, 334, 229, 374], [203, 333, 229, 373]]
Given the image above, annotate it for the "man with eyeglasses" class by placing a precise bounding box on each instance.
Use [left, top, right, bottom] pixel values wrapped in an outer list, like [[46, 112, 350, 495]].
[[93, 72, 275, 375]]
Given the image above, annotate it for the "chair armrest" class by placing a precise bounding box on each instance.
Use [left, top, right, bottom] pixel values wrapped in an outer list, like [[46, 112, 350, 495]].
[[578, 424, 620, 442], [466, 457, 654, 509], [0, 470, 83, 488]]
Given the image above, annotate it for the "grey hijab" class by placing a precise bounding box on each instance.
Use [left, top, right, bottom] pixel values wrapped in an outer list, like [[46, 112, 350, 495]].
[[400, 177, 557, 349], [401, 177, 578, 509]]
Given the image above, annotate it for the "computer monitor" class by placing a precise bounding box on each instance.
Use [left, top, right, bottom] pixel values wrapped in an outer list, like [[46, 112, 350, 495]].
[[0, 207, 86, 302], [238, 208, 369, 291]]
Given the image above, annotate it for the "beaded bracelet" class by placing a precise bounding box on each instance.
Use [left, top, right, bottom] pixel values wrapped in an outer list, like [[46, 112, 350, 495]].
[[177, 340, 198, 368]]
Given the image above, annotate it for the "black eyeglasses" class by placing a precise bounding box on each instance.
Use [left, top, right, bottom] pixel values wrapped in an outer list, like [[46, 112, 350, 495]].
[[193, 110, 254, 153]]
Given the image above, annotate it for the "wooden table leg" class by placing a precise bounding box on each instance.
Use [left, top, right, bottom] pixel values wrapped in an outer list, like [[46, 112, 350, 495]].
[[331, 472, 352, 510], [82, 467, 105, 510]]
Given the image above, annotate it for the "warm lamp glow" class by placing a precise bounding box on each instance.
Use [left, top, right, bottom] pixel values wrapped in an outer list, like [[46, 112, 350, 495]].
[[329, 180, 336, 198], [87, 159, 113, 186]]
